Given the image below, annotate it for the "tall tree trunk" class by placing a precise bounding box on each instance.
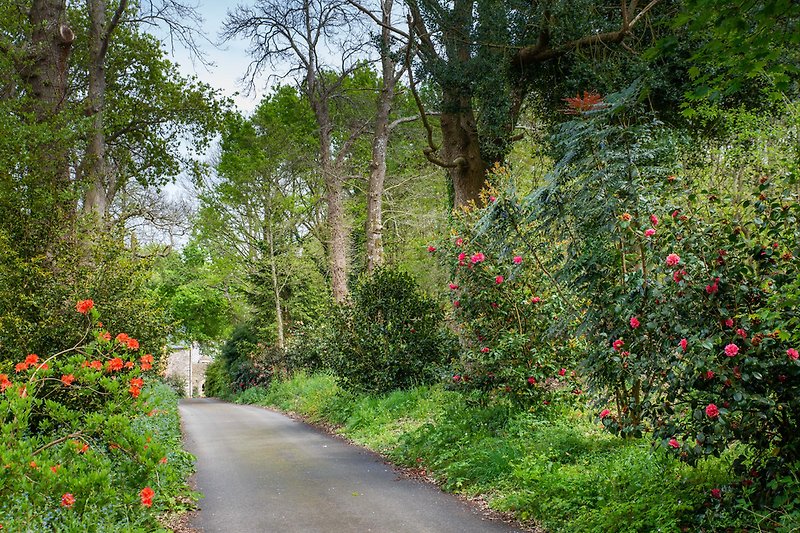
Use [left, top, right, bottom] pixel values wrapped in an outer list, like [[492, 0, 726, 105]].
[[365, 0, 397, 274], [440, 93, 488, 208], [266, 211, 285, 350]]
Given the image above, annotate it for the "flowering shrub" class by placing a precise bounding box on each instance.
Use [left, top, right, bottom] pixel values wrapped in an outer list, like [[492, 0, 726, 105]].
[[0, 301, 193, 530]]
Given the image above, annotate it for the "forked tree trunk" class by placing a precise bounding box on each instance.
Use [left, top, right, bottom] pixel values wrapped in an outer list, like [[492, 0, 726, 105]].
[[440, 93, 488, 208]]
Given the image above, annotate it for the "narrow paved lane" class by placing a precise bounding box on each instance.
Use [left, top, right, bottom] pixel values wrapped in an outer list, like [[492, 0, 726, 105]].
[[180, 398, 523, 533]]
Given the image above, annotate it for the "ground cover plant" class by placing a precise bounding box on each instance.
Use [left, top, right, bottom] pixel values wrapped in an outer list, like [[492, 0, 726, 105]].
[[0, 301, 196, 531]]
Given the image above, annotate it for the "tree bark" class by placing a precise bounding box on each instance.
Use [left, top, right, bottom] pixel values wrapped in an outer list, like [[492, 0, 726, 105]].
[[266, 207, 285, 350], [440, 93, 488, 208], [365, 0, 397, 274]]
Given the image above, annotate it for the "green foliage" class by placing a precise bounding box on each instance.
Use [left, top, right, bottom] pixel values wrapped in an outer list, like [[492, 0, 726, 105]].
[[203, 358, 232, 400], [0, 304, 195, 530], [303, 267, 458, 393]]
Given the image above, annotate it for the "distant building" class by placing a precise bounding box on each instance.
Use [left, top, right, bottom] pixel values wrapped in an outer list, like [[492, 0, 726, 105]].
[[164, 342, 213, 397]]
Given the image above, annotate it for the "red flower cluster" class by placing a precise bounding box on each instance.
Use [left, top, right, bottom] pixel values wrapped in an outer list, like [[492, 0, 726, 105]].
[[563, 91, 605, 114], [129, 377, 145, 398], [140, 487, 155, 507], [140, 353, 154, 371], [61, 493, 76, 508], [0, 374, 11, 392], [76, 299, 94, 314]]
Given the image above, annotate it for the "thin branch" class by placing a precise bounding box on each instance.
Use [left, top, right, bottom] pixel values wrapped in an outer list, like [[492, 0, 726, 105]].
[[346, 0, 409, 39]]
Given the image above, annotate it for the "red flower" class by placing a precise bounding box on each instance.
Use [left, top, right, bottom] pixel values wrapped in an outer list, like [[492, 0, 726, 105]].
[[89, 360, 103, 371], [470, 252, 485, 264], [449, 283, 459, 290], [453, 300, 460, 308], [457, 252, 466, 262], [427, 245, 436, 253], [129, 385, 141, 398], [159, 457, 168, 464], [706, 403, 720, 418], [706, 280, 719, 294], [495, 275, 504, 284], [724, 318, 734, 328], [612, 338, 624, 351], [644, 228, 656, 237], [787, 348, 799, 361], [724, 344, 739, 357], [703, 370, 715, 380], [650, 214, 659, 226], [531, 296, 541, 304], [668, 439, 680, 449], [527, 376, 536, 385], [126, 337, 140, 350], [679, 338, 688, 352], [130, 377, 144, 388], [76, 299, 94, 314], [107, 358, 123, 372], [24, 354, 39, 365], [710, 488, 722, 499], [455, 238, 463, 247], [629, 316, 640, 329], [14, 362, 27, 373], [665, 253, 681, 267], [124, 361, 135, 369], [140, 487, 155, 507], [61, 374, 75, 387], [51, 464, 60, 474], [599, 409, 610, 419], [563, 91, 605, 114], [115, 333, 130, 344], [558, 368, 566, 377], [100, 331, 112, 342], [673, 269, 685, 283], [736, 328, 747, 338], [452, 374, 461, 382], [512, 256, 522, 264], [480, 347, 490, 353], [61, 493, 76, 508], [0, 375, 11, 393]]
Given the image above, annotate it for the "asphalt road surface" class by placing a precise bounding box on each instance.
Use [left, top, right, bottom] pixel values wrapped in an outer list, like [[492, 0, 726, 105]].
[[180, 398, 524, 533]]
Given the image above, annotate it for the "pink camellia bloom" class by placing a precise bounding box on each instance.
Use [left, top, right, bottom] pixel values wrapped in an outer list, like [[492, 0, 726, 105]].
[[558, 368, 567, 376], [704, 370, 715, 380], [673, 269, 685, 283], [531, 296, 541, 303], [470, 252, 485, 264], [724, 343, 739, 357], [453, 375, 461, 382], [612, 338, 624, 351], [710, 488, 722, 499], [671, 210, 679, 218], [644, 228, 656, 237], [724, 318, 734, 328], [453, 300, 460, 308], [666, 253, 681, 267], [527, 376, 536, 385], [736, 328, 747, 338], [427, 245, 436, 252], [458, 252, 466, 262], [495, 275, 504, 284], [489, 196, 496, 202], [455, 237, 464, 247], [599, 409, 611, 419], [512, 255, 522, 264], [629, 316, 640, 329], [480, 347, 490, 353], [787, 348, 799, 360], [650, 214, 659, 226], [668, 438, 680, 449], [679, 338, 688, 352], [449, 283, 459, 290], [706, 403, 720, 418]]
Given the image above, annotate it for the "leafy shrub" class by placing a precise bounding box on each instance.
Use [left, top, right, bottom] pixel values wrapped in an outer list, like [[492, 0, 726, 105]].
[[203, 357, 232, 399], [321, 267, 457, 393], [0, 301, 193, 530]]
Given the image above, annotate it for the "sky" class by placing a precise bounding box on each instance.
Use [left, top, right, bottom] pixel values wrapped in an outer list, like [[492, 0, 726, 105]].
[[155, 1, 267, 114]]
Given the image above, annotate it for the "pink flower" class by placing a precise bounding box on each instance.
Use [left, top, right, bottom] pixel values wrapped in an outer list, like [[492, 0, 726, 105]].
[[724, 318, 734, 328], [599, 409, 611, 419], [453, 300, 460, 308], [629, 316, 640, 329], [668, 438, 680, 449], [455, 238, 464, 247], [703, 370, 715, 380], [671, 210, 679, 218], [527, 376, 536, 385], [710, 488, 722, 499], [453, 375, 461, 382], [427, 245, 436, 252], [512, 255, 522, 264], [489, 196, 496, 202], [495, 275, 504, 284], [470, 252, 485, 264], [706, 403, 720, 418], [666, 253, 681, 267], [787, 348, 799, 360], [449, 283, 459, 290], [457, 252, 466, 262], [736, 328, 747, 338], [650, 214, 659, 226], [480, 347, 490, 353], [531, 296, 541, 303], [724, 343, 739, 357], [673, 269, 685, 283], [644, 228, 656, 237], [679, 338, 688, 352], [706, 278, 719, 294], [612, 338, 624, 351], [558, 368, 566, 376]]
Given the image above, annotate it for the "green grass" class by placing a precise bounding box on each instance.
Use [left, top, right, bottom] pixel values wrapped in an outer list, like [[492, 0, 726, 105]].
[[234, 372, 736, 531]]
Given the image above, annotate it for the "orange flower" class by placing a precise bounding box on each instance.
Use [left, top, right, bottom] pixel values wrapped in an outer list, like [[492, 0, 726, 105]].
[[37, 362, 48, 370], [100, 331, 112, 342], [51, 464, 61, 474], [124, 361, 135, 369], [24, 354, 39, 365], [129, 385, 141, 398], [115, 333, 130, 344], [107, 358, 123, 372], [130, 377, 144, 388], [76, 299, 94, 314], [0, 375, 11, 393], [563, 91, 605, 114], [140, 487, 154, 507], [126, 338, 140, 350], [89, 360, 103, 371], [61, 493, 76, 508], [61, 374, 75, 387], [14, 362, 28, 373]]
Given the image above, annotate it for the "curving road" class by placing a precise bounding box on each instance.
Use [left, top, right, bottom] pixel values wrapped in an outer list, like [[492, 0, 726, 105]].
[[180, 398, 524, 533]]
